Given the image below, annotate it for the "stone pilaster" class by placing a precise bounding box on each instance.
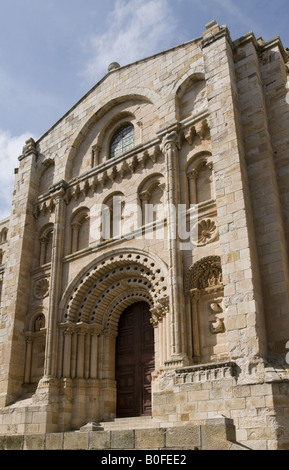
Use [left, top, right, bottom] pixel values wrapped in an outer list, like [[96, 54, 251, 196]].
[[0, 138, 38, 406], [235, 34, 289, 358], [201, 22, 267, 366]]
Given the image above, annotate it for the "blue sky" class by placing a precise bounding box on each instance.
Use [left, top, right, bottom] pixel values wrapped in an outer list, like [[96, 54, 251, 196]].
[[0, 0, 289, 219]]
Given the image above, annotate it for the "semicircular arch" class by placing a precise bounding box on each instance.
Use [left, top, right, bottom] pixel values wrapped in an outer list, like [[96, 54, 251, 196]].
[[64, 91, 160, 180], [59, 248, 169, 325]]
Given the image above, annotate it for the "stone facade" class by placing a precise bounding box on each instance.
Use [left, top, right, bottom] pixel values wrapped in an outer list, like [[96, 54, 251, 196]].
[[0, 21, 289, 450]]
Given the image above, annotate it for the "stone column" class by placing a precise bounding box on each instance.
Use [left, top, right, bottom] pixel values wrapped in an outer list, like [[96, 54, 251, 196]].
[[187, 170, 198, 206], [39, 238, 47, 266], [189, 289, 201, 362], [24, 335, 33, 384], [63, 326, 73, 378], [70, 222, 80, 253], [161, 131, 187, 365], [90, 329, 100, 379], [43, 181, 67, 380]]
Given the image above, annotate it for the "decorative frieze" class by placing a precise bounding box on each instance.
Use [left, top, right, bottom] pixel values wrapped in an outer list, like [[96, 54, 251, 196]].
[[33, 142, 162, 215], [175, 361, 236, 384]]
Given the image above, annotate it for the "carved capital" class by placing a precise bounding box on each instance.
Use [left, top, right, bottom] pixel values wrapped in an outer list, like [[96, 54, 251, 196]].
[[150, 297, 169, 326], [161, 130, 181, 154], [188, 288, 201, 303]]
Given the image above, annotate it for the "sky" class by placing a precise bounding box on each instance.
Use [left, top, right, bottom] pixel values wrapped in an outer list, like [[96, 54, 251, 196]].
[[0, 0, 289, 219]]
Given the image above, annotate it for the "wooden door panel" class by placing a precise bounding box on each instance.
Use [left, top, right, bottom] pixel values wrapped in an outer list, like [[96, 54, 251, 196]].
[[116, 302, 155, 417]]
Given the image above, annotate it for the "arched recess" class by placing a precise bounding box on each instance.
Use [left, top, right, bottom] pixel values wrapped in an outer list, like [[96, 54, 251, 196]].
[[57, 248, 170, 385], [24, 308, 47, 389], [38, 159, 55, 195], [37, 223, 54, 266], [101, 192, 125, 240], [185, 152, 215, 207], [69, 207, 90, 254], [176, 73, 208, 122], [184, 256, 228, 364], [138, 173, 165, 226], [64, 92, 159, 181]]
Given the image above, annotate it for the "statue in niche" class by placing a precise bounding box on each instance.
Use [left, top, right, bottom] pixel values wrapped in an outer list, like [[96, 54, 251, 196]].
[[34, 314, 45, 332]]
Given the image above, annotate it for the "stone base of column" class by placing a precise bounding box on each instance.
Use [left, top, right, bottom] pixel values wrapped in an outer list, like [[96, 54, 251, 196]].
[[32, 375, 60, 405], [164, 354, 190, 369]]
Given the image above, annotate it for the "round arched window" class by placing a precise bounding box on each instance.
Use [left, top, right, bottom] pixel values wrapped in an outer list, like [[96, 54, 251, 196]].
[[110, 124, 134, 159]]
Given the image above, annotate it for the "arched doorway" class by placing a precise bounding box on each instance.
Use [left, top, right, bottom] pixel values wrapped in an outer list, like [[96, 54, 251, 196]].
[[115, 301, 155, 418]]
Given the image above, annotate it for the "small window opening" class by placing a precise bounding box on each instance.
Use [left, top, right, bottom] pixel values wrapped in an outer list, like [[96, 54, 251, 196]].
[[110, 124, 134, 159]]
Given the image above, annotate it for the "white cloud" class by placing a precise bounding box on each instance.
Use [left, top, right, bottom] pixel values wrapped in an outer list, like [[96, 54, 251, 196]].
[[0, 130, 35, 220], [84, 0, 178, 82]]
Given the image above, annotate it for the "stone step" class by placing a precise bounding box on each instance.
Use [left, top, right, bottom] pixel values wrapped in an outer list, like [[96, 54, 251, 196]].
[[100, 416, 161, 430]]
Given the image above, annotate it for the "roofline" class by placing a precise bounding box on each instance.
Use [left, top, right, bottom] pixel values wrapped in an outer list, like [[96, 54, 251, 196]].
[[36, 27, 289, 147], [36, 36, 202, 146]]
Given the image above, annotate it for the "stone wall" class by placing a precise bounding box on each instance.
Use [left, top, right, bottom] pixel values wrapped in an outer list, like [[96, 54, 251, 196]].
[[0, 20, 289, 452], [153, 362, 289, 450], [0, 418, 246, 451]]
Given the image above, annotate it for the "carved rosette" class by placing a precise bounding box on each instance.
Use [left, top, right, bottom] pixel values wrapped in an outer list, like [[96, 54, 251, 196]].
[[34, 278, 50, 300], [193, 218, 218, 246]]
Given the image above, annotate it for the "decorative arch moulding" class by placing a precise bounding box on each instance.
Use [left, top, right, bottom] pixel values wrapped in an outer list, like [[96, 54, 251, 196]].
[[185, 255, 223, 293], [60, 249, 169, 327]]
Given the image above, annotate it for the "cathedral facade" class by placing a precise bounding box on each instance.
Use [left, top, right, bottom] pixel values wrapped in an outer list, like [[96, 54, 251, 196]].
[[0, 21, 289, 450]]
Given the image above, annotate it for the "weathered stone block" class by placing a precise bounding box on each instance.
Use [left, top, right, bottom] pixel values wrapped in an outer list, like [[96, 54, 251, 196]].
[[45, 433, 64, 450], [63, 431, 89, 450], [165, 426, 201, 449], [5, 435, 24, 450], [201, 417, 236, 450], [135, 428, 165, 450], [88, 431, 111, 450], [24, 434, 45, 450], [110, 430, 134, 449]]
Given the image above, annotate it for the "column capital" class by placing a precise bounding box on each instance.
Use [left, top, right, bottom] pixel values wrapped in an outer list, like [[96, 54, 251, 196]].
[[150, 297, 169, 327], [49, 180, 69, 199], [161, 130, 181, 154]]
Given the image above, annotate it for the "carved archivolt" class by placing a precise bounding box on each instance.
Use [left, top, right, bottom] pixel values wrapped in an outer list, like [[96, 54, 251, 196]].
[[60, 249, 169, 328], [185, 255, 222, 293]]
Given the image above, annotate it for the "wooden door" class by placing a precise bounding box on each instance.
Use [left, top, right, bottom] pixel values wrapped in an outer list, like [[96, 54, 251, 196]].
[[115, 302, 155, 418]]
